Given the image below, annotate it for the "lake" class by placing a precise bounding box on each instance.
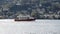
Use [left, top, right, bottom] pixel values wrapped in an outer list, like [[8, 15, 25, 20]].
[[0, 19, 60, 34]]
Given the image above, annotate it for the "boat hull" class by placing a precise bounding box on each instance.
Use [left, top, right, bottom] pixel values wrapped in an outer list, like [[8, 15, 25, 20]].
[[15, 19, 36, 21]]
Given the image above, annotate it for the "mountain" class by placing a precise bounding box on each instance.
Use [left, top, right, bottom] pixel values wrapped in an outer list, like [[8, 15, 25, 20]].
[[0, 0, 60, 19]]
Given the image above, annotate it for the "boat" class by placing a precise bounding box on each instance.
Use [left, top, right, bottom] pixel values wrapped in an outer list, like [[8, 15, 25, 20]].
[[15, 15, 36, 21], [0, 16, 5, 19]]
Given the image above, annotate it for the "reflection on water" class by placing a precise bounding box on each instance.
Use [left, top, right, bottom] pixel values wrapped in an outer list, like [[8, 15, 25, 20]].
[[0, 19, 60, 34]]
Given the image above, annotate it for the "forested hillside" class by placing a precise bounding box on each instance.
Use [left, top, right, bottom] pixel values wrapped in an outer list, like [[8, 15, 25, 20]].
[[0, 0, 60, 19]]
